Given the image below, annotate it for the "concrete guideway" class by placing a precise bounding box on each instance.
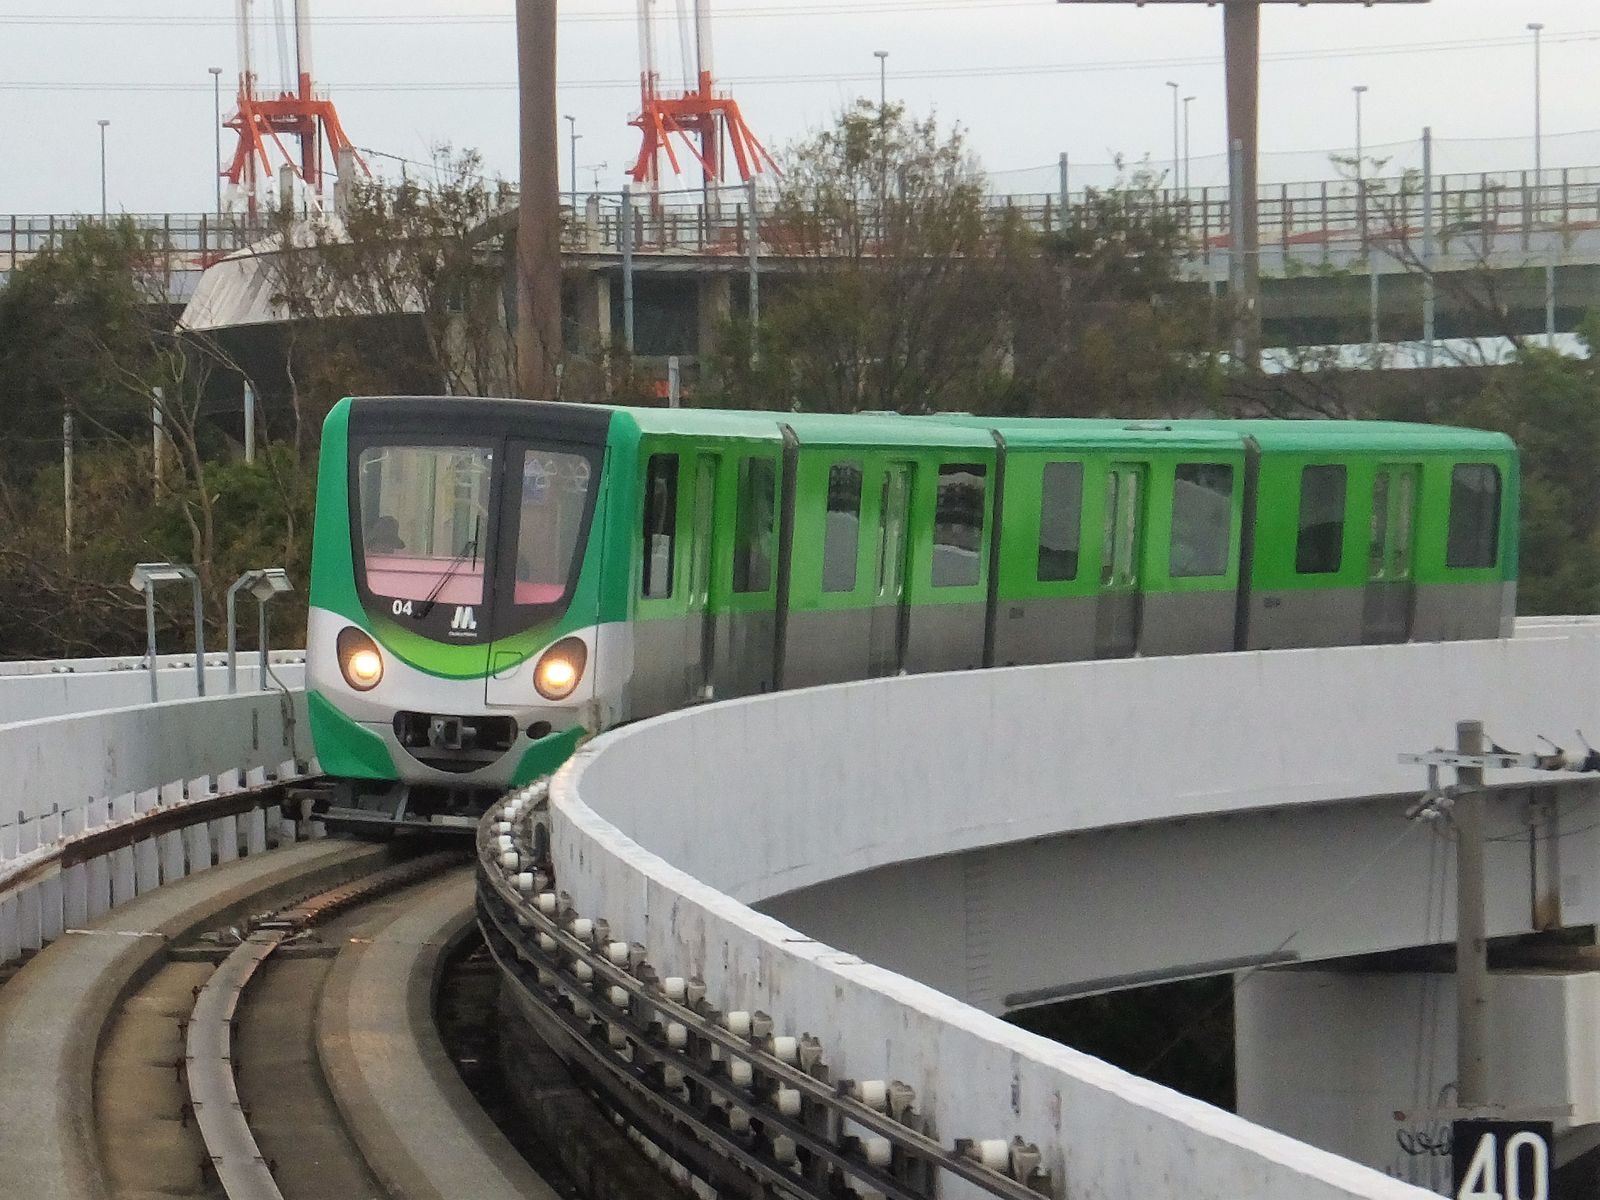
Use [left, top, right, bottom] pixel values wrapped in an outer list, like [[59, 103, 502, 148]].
[[316, 868, 561, 1200], [533, 626, 1600, 1199], [0, 838, 384, 1200]]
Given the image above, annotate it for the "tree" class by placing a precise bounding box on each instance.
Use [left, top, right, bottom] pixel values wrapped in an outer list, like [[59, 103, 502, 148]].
[[263, 145, 519, 424], [705, 105, 1217, 417]]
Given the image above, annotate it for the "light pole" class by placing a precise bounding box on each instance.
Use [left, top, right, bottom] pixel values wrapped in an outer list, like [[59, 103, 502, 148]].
[[97, 119, 110, 219], [209, 67, 223, 223], [1528, 22, 1544, 183], [874, 49, 890, 223], [1182, 95, 1195, 194], [1166, 80, 1180, 193], [564, 114, 580, 209], [1352, 85, 1368, 248]]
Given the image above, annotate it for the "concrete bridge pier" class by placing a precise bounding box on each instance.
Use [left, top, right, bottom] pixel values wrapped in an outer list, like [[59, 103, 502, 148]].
[[1236, 966, 1600, 1191]]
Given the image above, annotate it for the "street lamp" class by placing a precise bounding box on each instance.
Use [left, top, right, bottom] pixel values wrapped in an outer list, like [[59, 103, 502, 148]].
[[209, 67, 223, 224], [1182, 95, 1195, 194], [97, 119, 110, 220], [873, 49, 889, 113], [1528, 22, 1544, 183], [226, 569, 293, 693], [129, 562, 205, 702], [1166, 81, 1180, 193], [564, 114, 580, 209], [1352, 85, 1368, 248]]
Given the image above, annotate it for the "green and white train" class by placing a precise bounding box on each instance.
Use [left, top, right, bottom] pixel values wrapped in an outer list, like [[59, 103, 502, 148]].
[[305, 396, 1517, 830]]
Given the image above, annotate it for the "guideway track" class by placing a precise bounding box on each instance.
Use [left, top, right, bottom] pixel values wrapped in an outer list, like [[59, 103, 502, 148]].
[[478, 788, 1052, 1200], [0, 832, 564, 1200], [183, 850, 465, 1200]]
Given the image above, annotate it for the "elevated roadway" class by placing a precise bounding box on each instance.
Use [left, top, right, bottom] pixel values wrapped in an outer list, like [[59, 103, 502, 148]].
[[510, 618, 1600, 1198]]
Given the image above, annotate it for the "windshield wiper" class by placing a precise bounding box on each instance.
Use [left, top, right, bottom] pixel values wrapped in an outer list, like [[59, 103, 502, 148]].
[[417, 515, 481, 618]]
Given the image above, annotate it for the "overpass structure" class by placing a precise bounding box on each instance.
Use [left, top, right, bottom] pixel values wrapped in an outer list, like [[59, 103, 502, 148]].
[[6, 622, 1600, 1198], [10, 158, 1600, 353], [482, 616, 1600, 1198]]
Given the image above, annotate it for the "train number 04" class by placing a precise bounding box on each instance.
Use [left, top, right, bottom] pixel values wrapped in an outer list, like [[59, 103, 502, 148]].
[[1457, 1130, 1549, 1200], [391, 600, 414, 617]]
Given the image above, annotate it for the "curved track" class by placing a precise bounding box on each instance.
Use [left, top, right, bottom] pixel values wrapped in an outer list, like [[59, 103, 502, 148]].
[[0, 837, 561, 1200]]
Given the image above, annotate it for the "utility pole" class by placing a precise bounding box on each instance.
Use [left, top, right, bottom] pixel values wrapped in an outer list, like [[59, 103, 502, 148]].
[[1453, 719, 1490, 1108], [98, 119, 110, 219], [515, 0, 563, 401], [62, 410, 74, 553], [1166, 80, 1180, 194], [1353, 84, 1368, 252], [565, 114, 580, 210], [1182, 95, 1194, 194], [209, 67, 223, 225]]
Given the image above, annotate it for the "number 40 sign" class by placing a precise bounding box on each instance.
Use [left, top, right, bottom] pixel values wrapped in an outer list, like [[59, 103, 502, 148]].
[[1452, 1121, 1552, 1200]]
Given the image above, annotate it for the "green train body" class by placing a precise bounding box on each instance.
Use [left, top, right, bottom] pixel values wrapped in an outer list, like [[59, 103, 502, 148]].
[[305, 397, 1518, 829]]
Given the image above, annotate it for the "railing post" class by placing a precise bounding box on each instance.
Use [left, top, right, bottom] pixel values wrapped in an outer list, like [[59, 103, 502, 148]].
[[1521, 169, 1532, 252], [1279, 184, 1290, 267], [1319, 181, 1329, 266], [621, 186, 635, 356]]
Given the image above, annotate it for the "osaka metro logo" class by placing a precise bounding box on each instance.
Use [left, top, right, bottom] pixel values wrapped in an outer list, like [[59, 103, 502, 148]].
[[450, 606, 478, 633]]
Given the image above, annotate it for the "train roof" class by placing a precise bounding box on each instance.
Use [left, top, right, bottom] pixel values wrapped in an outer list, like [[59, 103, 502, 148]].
[[342, 398, 1514, 457]]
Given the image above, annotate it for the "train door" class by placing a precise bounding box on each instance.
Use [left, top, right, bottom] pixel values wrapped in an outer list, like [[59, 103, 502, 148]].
[[485, 438, 597, 707], [868, 463, 914, 676], [685, 454, 721, 700], [1095, 463, 1146, 658], [1363, 463, 1420, 644]]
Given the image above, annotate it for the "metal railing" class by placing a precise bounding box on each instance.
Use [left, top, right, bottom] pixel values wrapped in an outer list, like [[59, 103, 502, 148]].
[[7, 162, 1600, 279]]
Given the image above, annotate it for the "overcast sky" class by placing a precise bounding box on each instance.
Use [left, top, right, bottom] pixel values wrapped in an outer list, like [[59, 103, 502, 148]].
[[0, 0, 1591, 215]]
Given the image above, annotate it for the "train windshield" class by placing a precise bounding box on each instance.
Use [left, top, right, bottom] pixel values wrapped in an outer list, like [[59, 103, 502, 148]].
[[510, 449, 593, 607], [354, 438, 598, 636], [357, 443, 493, 605]]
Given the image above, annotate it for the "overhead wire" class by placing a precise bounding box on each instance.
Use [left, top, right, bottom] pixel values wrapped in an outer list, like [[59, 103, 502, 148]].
[[1, 28, 1598, 94]]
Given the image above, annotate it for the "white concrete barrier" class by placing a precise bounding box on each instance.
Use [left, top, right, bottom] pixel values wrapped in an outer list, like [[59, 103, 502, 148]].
[[549, 631, 1600, 1200], [0, 653, 306, 726], [0, 690, 309, 831], [0, 689, 316, 965]]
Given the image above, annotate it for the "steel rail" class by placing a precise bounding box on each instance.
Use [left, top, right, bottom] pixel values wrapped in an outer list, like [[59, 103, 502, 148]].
[[479, 910, 851, 1200], [187, 931, 292, 1200], [183, 849, 466, 1200], [476, 813, 1048, 1199]]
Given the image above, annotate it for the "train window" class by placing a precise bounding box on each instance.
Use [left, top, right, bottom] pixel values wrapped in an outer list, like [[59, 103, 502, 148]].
[[356, 443, 491, 604], [733, 457, 777, 593], [823, 463, 863, 593], [1169, 463, 1234, 578], [932, 463, 986, 588], [513, 450, 593, 605], [1295, 466, 1347, 575], [1369, 473, 1390, 578], [1447, 464, 1502, 569], [1037, 461, 1083, 582], [641, 454, 678, 599]]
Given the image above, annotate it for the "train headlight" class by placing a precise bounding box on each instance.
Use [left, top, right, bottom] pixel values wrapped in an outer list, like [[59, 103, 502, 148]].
[[534, 637, 587, 701], [337, 627, 384, 691]]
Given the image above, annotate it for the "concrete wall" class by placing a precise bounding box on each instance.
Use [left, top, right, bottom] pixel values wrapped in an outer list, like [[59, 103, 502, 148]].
[[0, 658, 306, 727], [1237, 969, 1600, 1186], [0, 689, 310, 834], [756, 787, 1600, 1011]]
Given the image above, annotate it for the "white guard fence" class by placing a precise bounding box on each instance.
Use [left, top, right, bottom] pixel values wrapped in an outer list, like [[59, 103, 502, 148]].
[[0, 686, 317, 966]]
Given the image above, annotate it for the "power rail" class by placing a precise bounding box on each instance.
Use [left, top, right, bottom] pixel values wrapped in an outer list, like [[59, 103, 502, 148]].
[[476, 787, 1053, 1200]]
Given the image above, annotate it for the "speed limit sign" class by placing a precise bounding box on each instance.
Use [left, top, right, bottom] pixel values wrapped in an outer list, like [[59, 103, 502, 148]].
[[1452, 1121, 1552, 1200]]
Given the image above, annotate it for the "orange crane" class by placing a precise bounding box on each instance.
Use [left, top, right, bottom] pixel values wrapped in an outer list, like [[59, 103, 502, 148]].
[[221, 0, 368, 217], [627, 0, 779, 200]]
